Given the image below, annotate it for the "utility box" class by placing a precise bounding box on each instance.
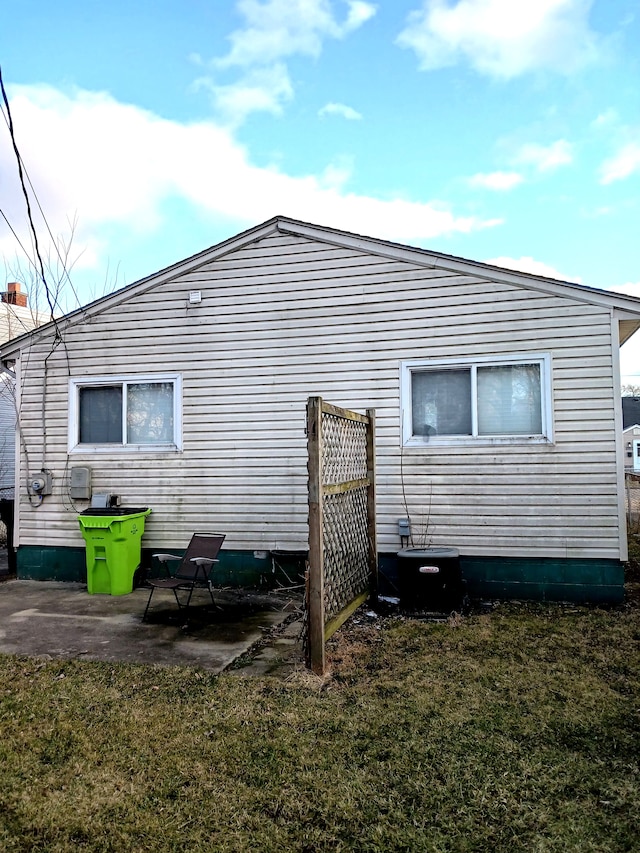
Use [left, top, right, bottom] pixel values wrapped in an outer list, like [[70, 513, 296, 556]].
[[78, 507, 151, 595], [70, 466, 92, 500], [30, 470, 52, 496]]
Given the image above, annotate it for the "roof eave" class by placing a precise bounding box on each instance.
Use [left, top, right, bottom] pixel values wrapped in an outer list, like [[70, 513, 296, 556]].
[[277, 218, 640, 313], [618, 315, 640, 346], [3, 215, 640, 362], [0, 217, 284, 362]]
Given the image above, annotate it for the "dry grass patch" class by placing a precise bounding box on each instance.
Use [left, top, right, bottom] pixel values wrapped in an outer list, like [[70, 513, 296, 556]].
[[1, 600, 639, 852]]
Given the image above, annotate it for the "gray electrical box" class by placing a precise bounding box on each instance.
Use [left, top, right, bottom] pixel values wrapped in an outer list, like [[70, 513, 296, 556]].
[[70, 466, 92, 500], [398, 518, 411, 538]]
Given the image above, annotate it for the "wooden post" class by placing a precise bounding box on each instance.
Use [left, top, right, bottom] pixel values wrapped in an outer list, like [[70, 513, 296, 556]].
[[306, 396, 326, 675], [366, 408, 377, 601]]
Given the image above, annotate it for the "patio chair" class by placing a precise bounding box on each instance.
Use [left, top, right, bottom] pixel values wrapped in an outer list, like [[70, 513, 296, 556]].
[[142, 533, 226, 622]]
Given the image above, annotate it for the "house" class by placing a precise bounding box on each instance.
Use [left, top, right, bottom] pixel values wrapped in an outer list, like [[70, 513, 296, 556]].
[[622, 398, 640, 472], [0, 370, 17, 501], [0, 369, 17, 571], [1, 281, 52, 572], [622, 396, 640, 430], [619, 397, 640, 472], [2, 216, 640, 602], [623, 424, 640, 473]]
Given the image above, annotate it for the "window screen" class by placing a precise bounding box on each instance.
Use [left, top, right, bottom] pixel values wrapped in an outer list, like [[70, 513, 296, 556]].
[[79, 386, 122, 443], [411, 369, 472, 436], [477, 364, 542, 435], [127, 382, 174, 444]]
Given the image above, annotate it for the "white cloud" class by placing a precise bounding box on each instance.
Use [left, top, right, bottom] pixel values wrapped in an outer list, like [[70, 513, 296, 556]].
[[606, 282, 640, 297], [468, 170, 523, 190], [0, 84, 498, 294], [397, 0, 600, 78], [318, 102, 363, 120], [202, 0, 376, 122], [486, 255, 582, 282], [600, 142, 640, 184], [194, 63, 294, 125], [514, 139, 573, 172], [344, 1, 377, 29], [217, 0, 377, 67], [319, 158, 354, 189], [591, 108, 618, 129]]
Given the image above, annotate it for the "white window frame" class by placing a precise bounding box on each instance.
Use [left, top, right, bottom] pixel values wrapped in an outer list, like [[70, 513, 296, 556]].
[[69, 373, 183, 453], [400, 353, 553, 447]]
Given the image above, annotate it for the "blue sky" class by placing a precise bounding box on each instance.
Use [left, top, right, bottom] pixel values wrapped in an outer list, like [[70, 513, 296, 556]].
[[1, 0, 639, 377]]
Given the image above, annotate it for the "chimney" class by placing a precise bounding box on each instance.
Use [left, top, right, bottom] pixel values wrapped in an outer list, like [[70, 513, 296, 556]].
[[2, 282, 28, 307]]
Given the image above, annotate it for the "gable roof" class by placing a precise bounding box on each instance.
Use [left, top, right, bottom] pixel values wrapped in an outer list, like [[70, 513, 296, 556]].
[[622, 398, 640, 430], [3, 214, 640, 360]]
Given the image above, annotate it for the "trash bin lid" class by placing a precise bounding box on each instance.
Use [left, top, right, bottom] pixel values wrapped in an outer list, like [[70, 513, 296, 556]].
[[79, 507, 150, 516]]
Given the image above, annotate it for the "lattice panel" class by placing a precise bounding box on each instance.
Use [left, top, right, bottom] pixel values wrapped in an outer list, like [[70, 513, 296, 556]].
[[322, 486, 370, 622], [306, 397, 376, 673], [321, 413, 368, 485]]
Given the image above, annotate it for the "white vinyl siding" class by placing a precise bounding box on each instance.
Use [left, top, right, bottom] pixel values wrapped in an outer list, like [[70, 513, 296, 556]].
[[0, 374, 16, 498], [10, 228, 626, 561]]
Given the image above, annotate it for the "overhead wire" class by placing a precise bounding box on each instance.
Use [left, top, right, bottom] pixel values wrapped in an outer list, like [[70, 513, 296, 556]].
[[0, 208, 51, 338], [0, 207, 40, 273], [0, 66, 72, 367], [0, 65, 60, 327], [1, 64, 75, 504], [0, 74, 90, 321]]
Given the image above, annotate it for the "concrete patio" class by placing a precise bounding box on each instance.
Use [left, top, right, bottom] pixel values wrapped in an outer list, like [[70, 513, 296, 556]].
[[0, 560, 304, 675]]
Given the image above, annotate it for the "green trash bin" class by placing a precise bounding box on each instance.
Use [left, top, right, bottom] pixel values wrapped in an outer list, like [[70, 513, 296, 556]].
[[78, 508, 151, 595]]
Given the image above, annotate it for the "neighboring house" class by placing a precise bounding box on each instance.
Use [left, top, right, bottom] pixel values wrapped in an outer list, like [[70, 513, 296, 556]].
[[621, 399, 640, 473], [0, 282, 51, 572], [0, 282, 51, 343], [0, 370, 16, 501], [623, 425, 640, 473], [2, 216, 640, 602], [622, 397, 640, 430]]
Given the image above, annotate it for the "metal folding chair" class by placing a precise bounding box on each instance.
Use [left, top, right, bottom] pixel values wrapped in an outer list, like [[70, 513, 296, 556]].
[[142, 533, 225, 622]]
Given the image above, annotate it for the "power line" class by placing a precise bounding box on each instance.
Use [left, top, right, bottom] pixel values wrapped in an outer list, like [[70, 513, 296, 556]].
[[0, 207, 40, 273], [0, 64, 60, 326], [0, 84, 90, 316]]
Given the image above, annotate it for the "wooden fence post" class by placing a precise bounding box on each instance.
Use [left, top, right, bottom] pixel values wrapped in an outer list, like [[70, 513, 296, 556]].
[[366, 408, 377, 600], [306, 396, 326, 675]]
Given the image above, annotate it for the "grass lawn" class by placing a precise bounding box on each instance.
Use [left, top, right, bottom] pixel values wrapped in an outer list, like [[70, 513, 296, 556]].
[[1, 596, 639, 852]]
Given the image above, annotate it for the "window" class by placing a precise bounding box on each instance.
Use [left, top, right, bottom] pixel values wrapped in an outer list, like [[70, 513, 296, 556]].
[[69, 374, 182, 451], [401, 355, 552, 446]]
